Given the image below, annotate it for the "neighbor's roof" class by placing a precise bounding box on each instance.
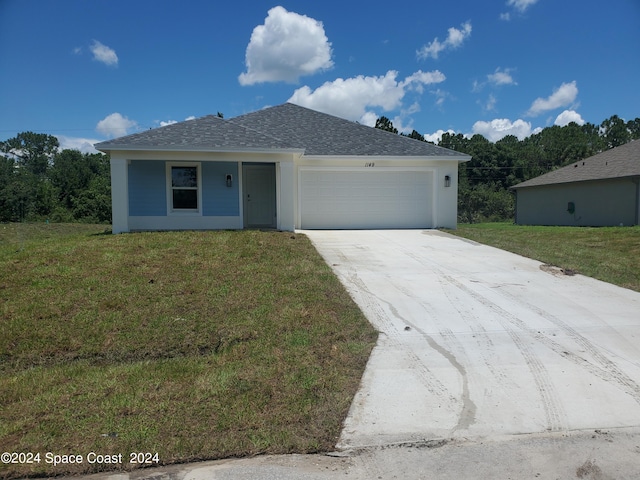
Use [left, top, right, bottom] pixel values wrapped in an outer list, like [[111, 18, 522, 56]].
[[512, 140, 640, 189], [95, 103, 470, 159]]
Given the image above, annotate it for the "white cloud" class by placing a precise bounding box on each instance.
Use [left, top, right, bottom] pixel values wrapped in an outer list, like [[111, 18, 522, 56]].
[[90, 40, 118, 67], [471, 118, 533, 142], [527, 81, 578, 116], [507, 0, 539, 12], [390, 115, 415, 135], [474, 67, 517, 92], [56, 135, 102, 154], [359, 111, 378, 127], [155, 115, 197, 127], [501, 0, 539, 20], [239, 6, 333, 85], [402, 70, 447, 93], [417, 21, 472, 60], [481, 94, 497, 112], [424, 129, 456, 144], [554, 110, 585, 127], [431, 88, 450, 107], [288, 69, 445, 123], [487, 67, 517, 86], [403, 101, 421, 116], [96, 113, 138, 138]]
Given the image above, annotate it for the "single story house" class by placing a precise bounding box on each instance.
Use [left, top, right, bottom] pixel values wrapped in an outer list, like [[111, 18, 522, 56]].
[[511, 140, 640, 226], [95, 103, 470, 233]]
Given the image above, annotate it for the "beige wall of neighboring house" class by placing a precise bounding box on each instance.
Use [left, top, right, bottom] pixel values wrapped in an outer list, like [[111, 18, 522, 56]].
[[515, 178, 639, 226]]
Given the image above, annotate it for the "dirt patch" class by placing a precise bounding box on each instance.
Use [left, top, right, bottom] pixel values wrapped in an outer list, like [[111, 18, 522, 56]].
[[576, 459, 605, 479], [540, 264, 577, 276]]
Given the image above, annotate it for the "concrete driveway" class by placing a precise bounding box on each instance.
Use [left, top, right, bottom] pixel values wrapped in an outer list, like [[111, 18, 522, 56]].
[[303, 229, 640, 449]]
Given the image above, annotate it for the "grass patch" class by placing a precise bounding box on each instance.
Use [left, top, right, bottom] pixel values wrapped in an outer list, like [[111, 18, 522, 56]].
[[446, 223, 640, 292], [0, 224, 377, 479]]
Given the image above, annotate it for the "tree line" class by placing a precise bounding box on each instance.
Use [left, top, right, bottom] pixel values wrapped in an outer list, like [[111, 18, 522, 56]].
[[376, 114, 640, 222], [0, 132, 111, 223]]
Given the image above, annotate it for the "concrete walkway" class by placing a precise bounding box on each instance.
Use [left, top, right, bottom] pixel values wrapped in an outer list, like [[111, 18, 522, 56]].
[[72, 229, 640, 479]]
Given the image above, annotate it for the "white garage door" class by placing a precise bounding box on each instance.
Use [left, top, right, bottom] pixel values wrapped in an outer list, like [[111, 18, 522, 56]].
[[300, 168, 433, 229]]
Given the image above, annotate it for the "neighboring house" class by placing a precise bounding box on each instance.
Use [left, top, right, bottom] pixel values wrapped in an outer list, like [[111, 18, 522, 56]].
[[95, 103, 470, 233], [511, 140, 640, 226]]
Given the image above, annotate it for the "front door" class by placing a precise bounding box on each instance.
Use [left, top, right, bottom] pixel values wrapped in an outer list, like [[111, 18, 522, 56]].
[[243, 163, 277, 228]]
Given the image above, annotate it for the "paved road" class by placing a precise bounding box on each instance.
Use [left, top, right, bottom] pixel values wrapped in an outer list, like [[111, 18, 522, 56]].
[[305, 230, 640, 448]]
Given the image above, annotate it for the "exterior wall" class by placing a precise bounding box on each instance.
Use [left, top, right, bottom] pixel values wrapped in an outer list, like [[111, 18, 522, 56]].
[[110, 150, 465, 233], [129, 161, 166, 216], [201, 162, 240, 216], [437, 161, 461, 229], [109, 150, 298, 233], [126, 160, 240, 230], [515, 177, 639, 226]]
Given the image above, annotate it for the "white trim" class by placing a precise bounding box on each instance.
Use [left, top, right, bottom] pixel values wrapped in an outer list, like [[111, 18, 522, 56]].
[[97, 145, 305, 155], [300, 154, 471, 164], [166, 162, 202, 216], [299, 166, 439, 172], [275, 162, 281, 229], [278, 161, 295, 231], [106, 150, 302, 163], [237, 161, 244, 227], [432, 171, 439, 228], [129, 216, 242, 231]]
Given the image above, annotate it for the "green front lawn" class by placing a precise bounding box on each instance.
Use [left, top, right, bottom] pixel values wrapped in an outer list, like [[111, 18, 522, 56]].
[[0, 224, 377, 479], [447, 223, 640, 292]]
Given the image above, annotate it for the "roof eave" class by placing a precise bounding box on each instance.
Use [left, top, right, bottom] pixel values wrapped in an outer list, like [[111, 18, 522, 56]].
[[94, 144, 305, 155], [511, 174, 640, 189], [301, 154, 471, 162]]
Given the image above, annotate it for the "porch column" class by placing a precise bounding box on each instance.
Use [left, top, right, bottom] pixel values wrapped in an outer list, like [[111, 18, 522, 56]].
[[278, 160, 295, 231], [110, 157, 129, 233]]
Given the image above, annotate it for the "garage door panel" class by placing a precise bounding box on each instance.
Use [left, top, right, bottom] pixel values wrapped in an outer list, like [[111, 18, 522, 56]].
[[300, 169, 433, 229]]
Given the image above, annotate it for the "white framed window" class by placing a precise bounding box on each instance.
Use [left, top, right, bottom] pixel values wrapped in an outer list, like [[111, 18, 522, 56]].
[[166, 162, 202, 215]]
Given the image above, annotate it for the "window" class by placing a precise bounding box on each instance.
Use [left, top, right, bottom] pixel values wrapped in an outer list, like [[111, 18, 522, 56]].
[[167, 163, 201, 214]]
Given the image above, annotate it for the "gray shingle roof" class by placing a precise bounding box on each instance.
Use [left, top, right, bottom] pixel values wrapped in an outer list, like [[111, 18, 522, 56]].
[[95, 103, 469, 159], [94, 115, 299, 152], [231, 103, 468, 157], [512, 140, 640, 189]]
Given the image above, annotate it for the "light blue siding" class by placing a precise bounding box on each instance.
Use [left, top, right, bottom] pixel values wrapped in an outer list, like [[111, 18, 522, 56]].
[[202, 162, 239, 216], [129, 161, 166, 216], [128, 160, 239, 217]]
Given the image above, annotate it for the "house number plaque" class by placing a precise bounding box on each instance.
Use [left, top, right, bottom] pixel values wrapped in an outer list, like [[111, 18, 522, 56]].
[[364, 162, 375, 167]]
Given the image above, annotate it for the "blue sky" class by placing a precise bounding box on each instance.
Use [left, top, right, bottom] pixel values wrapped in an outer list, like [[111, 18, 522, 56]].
[[1, 0, 639, 153]]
